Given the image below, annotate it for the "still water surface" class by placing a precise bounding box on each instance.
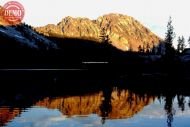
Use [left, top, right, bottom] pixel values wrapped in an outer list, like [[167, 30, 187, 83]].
[[1, 90, 190, 127], [0, 71, 190, 127]]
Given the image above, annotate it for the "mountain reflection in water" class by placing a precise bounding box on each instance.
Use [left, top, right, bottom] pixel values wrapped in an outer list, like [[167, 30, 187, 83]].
[[0, 71, 190, 127], [36, 89, 155, 119]]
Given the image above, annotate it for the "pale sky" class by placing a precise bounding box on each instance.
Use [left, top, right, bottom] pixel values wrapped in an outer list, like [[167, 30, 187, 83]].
[[1, 0, 190, 45]]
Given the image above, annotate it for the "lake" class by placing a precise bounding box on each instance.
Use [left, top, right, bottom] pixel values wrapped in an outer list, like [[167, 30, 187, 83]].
[[0, 70, 190, 127]]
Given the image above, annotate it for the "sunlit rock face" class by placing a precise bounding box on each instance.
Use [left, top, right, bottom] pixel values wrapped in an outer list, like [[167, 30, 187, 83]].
[[97, 14, 161, 51], [36, 90, 155, 119], [36, 13, 161, 51], [36, 17, 101, 42]]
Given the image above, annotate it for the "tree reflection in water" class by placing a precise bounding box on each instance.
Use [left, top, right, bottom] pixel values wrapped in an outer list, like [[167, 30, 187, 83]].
[[1, 73, 190, 127], [162, 94, 190, 127], [164, 94, 176, 127], [100, 86, 112, 124]]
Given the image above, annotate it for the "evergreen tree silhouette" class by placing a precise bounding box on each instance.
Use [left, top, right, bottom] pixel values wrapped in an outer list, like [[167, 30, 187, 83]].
[[99, 27, 110, 43], [146, 43, 150, 53], [142, 41, 146, 53], [180, 36, 186, 52], [138, 45, 143, 53], [177, 36, 182, 53], [165, 17, 175, 47], [188, 36, 190, 48], [164, 17, 176, 60], [177, 36, 186, 53], [151, 44, 157, 54]]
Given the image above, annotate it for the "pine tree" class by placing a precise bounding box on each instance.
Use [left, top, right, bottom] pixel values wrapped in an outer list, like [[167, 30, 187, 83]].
[[142, 41, 146, 53], [165, 17, 175, 47], [164, 17, 176, 58], [188, 36, 190, 48], [138, 45, 143, 53], [177, 36, 182, 53], [151, 45, 157, 54], [99, 28, 109, 43], [181, 36, 186, 52], [177, 36, 186, 53], [146, 43, 150, 53]]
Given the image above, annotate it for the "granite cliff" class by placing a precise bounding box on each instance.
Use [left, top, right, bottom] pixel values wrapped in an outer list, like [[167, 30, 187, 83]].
[[36, 14, 161, 51]]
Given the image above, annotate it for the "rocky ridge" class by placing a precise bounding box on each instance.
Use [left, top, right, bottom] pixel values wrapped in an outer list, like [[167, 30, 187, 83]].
[[36, 13, 161, 51]]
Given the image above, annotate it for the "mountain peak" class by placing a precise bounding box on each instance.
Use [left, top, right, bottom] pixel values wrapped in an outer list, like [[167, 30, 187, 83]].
[[36, 13, 161, 51], [100, 13, 130, 18]]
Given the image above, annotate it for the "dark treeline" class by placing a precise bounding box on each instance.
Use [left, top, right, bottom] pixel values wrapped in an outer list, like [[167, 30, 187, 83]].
[[0, 23, 162, 71], [0, 24, 178, 74], [0, 18, 190, 76]]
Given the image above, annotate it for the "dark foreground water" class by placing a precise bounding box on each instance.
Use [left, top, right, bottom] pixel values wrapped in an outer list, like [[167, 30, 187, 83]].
[[3, 97, 190, 127], [0, 70, 190, 127]]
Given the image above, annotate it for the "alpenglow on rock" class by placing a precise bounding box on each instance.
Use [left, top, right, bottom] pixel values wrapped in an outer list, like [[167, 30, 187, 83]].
[[36, 13, 161, 51], [36, 89, 154, 119]]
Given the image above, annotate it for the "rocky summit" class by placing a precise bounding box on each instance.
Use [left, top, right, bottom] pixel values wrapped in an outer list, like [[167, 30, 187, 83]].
[[36, 13, 161, 51]]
